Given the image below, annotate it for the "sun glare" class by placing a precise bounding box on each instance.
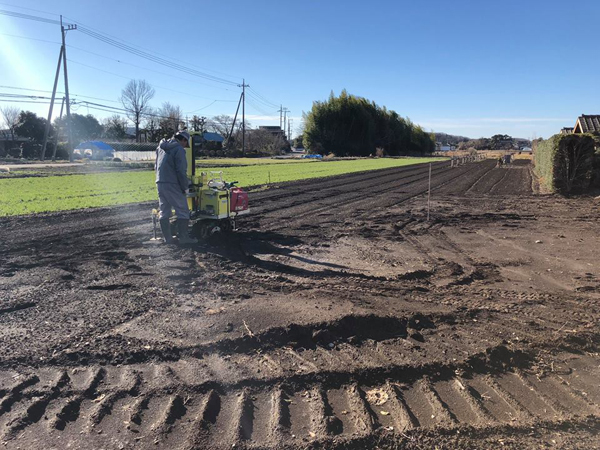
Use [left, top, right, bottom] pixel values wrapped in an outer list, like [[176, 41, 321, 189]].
[[0, 18, 52, 92]]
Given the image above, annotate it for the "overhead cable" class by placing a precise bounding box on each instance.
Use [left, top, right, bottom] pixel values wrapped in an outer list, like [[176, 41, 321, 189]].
[[247, 87, 280, 108], [67, 59, 237, 103], [0, 9, 63, 25], [77, 26, 240, 87]]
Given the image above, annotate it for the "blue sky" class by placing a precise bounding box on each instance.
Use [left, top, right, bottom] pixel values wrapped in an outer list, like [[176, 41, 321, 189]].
[[0, 0, 598, 139]]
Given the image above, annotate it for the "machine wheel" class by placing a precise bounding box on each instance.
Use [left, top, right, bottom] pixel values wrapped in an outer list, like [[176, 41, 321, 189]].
[[220, 219, 233, 233], [193, 220, 221, 239], [206, 220, 222, 236]]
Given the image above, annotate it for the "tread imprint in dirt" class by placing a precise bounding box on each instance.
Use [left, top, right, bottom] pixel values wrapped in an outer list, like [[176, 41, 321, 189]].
[[1, 351, 598, 448]]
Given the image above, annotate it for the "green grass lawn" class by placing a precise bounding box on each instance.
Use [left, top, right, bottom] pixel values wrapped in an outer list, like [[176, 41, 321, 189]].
[[0, 157, 445, 216]]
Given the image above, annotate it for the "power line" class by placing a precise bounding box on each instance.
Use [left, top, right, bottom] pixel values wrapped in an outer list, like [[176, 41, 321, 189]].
[[0, 95, 247, 131], [247, 87, 280, 108], [0, 85, 121, 104], [0, 30, 239, 95], [246, 91, 281, 110], [0, 9, 64, 25], [0, 2, 60, 18], [0, 8, 239, 88], [0, 32, 237, 95], [1, 7, 285, 127], [62, 14, 241, 82], [76, 26, 240, 87], [0, 32, 61, 45], [67, 59, 238, 103], [186, 101, 218, 114], [245, 98, 278, 117], [0, 4, 242, 84], [0, 99, 52, 105], [0, 92, 53, 100], [65, 44, 238, 93], [245, 93, 279, 113]]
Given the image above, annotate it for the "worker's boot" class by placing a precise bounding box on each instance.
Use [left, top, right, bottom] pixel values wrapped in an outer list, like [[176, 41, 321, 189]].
[[177, 219, 198, 245], [159, 218, 175, 244]]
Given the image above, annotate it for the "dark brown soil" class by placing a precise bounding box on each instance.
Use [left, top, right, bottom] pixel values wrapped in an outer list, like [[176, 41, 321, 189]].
[[1, 159, 599, 449]]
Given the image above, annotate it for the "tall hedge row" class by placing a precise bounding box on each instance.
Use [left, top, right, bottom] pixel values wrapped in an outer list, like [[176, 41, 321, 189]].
[[533, 133, 596, 193], [303, 90, 435, 156]]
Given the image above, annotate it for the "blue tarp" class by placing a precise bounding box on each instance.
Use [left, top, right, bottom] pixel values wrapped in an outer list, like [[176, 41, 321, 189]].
[[76, 141, 115, 151]]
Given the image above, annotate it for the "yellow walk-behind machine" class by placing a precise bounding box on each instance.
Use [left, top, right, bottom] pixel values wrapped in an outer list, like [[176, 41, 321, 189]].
[[152, 131, 249, 240]]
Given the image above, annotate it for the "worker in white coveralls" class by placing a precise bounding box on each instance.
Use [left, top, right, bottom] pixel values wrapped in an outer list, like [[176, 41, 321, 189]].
[[155, 130, 198, 244]]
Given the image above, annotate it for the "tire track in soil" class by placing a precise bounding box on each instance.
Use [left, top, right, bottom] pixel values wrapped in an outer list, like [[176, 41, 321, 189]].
[[461, 162, 498, 194], [2, 348, 598, 449], [2, 307, 599, 447]]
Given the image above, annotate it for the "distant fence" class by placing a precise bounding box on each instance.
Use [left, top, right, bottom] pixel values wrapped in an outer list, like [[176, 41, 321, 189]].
[[113, 151, 156, 161], [104, 142, 157, 162]]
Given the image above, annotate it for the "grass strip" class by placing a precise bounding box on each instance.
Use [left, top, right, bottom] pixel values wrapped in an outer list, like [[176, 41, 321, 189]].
[[0, 157, 445, 216]]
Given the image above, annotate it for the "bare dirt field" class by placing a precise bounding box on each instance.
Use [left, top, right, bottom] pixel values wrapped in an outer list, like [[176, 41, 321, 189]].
[[1, 159, 599, 449]]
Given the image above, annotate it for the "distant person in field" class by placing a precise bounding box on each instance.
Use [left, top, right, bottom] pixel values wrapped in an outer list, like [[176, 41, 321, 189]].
[[155, 130, 197, 245], [497, 156, 503, 167]]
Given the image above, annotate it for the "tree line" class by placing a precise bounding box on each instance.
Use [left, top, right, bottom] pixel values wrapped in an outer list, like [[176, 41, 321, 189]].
[[302, 90, 435, 156], [0, 77, 289, 159], [456, 134, 531, 151], [0, 107, 289, 159]]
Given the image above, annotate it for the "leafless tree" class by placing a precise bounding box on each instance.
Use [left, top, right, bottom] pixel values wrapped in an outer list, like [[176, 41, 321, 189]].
[[120, 80, 155, 142], [142, 108, 161, 142], [102, 115, 128, 140], [247, 128, 284, 155], [158, 102, 183, 137], [1, 106, 21, 140], [190, 115, 206, 133], [209, 114, 234, 139]]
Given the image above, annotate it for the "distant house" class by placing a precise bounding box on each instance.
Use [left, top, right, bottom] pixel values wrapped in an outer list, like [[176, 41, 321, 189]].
[[573, 115, 600, 134], [0, 130, 28, 155], [201, 132, 225, 151], [258, 126, 287, 140], [560, 127, 574, 135], [435, 142, 455, 152]]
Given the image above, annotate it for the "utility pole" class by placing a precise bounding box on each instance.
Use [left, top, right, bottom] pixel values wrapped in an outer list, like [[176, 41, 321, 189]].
[[282, 108, 289, 139], [60, 15, 76, 161], [288, 118, 292, 141], [41, 45, 64, 161], [228, 91, 243, 144], [51, 97, 66, 161], [278, 105, 283, 129], [238, 79, 249, 154]]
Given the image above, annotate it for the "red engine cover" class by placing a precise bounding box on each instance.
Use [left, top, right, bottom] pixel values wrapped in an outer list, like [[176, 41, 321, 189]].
[[230, 187, 249, 212]]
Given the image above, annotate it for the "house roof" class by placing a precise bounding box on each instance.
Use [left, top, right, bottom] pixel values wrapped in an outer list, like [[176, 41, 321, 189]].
[[203, 132, 224, 142], [76, 141, 115, 151], [560, 127, 574, 134], [574, 115, 600, 133]]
